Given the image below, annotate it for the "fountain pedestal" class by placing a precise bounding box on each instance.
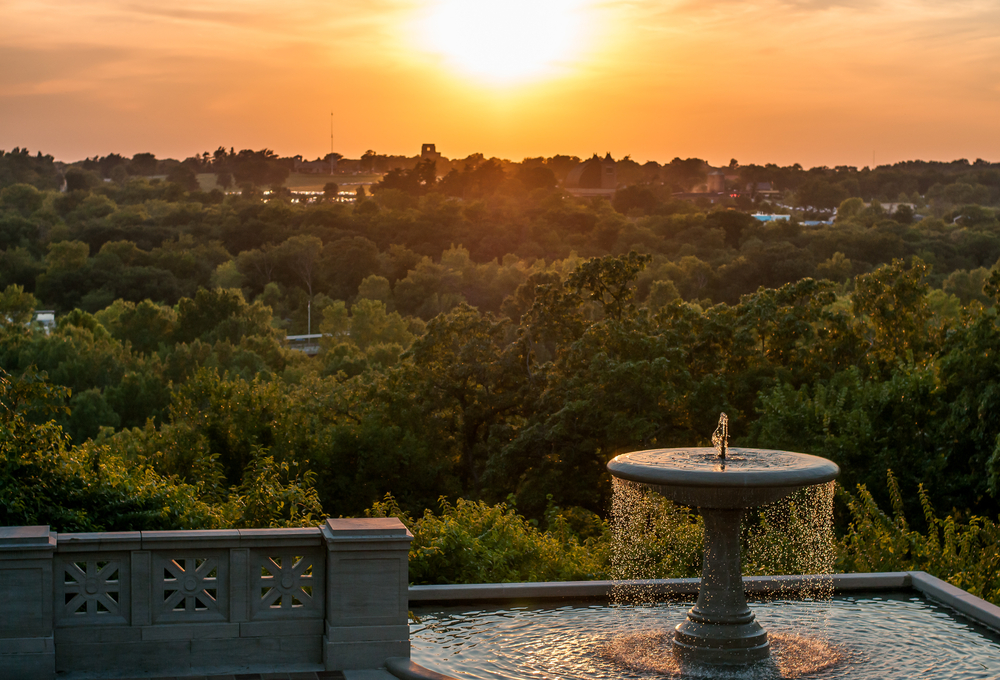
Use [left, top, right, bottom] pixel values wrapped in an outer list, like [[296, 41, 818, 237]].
[[673, 508, 769, 664]]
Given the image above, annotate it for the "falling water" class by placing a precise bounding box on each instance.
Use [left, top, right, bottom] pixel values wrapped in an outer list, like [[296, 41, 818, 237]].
[[609, 477, 704, 603], [609, 480, 836, 598], [743, 481, 836, 601]]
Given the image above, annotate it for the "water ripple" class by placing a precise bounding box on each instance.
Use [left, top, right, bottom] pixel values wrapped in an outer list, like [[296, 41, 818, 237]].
[[412, 594, 1000, 680]]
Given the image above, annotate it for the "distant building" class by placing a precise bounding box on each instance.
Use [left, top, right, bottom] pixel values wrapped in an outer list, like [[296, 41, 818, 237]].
[[747, 182, 781, 199], [421, 144, 442, 162], [564, 153, 617, 196], [285, 333, 324, 356], [33, 310, 55, 334], [294, 156, 336, 174], [706, 171, 726, 193]]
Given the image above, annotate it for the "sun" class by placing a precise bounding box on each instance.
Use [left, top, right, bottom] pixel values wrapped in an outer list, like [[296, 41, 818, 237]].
[[422, 0, 588, 84]]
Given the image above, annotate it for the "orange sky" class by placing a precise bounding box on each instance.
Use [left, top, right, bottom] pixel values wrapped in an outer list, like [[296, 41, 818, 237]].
[[2, 0, 999, 167]]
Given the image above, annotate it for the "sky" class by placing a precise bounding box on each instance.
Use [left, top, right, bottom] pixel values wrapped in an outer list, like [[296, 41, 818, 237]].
[[2, 0, 999, 168]]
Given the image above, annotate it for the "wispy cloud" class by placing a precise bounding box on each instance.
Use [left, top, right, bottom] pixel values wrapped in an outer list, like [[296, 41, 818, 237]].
[[2, 0, 998, 163]]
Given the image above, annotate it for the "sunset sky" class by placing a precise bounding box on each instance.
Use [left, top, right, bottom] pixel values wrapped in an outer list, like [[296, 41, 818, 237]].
[[2, 0, 999, 167]]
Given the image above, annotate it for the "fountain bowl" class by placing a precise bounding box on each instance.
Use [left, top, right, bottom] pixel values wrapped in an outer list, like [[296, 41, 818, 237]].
[[607, 447, 840, 509]]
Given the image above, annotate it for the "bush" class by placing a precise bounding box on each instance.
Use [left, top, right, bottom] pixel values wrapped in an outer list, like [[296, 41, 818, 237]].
[[838, 471, 1000, 605], [367, 494, 608, 584]]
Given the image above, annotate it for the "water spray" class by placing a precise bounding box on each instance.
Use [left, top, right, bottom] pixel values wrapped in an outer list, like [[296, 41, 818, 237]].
[[712, 412, 729, 461]]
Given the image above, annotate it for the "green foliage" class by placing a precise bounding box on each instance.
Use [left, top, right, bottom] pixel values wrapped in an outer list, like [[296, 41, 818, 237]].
[[839, 471, 1000, 605], [7, 150, 1000, 567], [216, 447, 323, 528], [367, 494, 608, 584], [747, 365, 952, 521], [0, 369, 215, 531], [174, 288, 278, 345], [852, 258, 930, 368], [0, 284, 37, 326]]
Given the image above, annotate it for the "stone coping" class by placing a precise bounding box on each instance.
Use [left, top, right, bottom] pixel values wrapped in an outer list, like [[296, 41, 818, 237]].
[[407, 571, 913, 603], [53, 527, 324, 552], [385, 658, 454, 680]]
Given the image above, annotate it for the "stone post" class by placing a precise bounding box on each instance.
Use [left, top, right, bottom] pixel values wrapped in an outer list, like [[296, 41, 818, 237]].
[[0, 526, 57, 680], [322, 517, 413, 670]]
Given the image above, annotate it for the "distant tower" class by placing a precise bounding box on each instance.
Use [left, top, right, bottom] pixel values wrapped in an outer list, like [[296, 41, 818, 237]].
[[421, 144, 442, 161], [565, 154, 617, 193]]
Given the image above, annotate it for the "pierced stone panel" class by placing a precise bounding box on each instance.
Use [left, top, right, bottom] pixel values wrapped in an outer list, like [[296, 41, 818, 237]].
[[152, 551, 229, 623], [55, 555, 130, 626], [250, 548, 324, 620]]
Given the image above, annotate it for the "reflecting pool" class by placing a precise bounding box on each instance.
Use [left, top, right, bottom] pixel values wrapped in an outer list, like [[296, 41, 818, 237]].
[[411, 593, 1000, 679]]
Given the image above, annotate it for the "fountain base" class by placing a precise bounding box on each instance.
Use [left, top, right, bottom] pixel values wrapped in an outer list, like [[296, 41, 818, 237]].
[[673, 610, 770, 664]]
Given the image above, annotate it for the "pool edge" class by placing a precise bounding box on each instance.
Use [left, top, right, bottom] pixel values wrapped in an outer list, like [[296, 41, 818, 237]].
[[408, 571, 1000, 634]]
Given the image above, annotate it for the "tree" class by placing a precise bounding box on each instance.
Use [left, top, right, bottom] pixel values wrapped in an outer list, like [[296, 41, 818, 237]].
[[274, 235, 324, 299], [0, 183, 44, 216], [852, 258, 930, 369], [517, 165, 557, 191], [816, 252, 853, 282], [96, 299, 177, 354], [230, 149, 289, 188], [173, 288, 276, 345], [797, 178, 848, 211], [166, 164, 199, 191], [236, 246, 280, 294], [361, 150, 377, 174], [407, 304, 528, 493], [612, 186, 658, 214], [45, 240, 90, 272], [566, 252, 652, 322], [130, 153, 158, 176], [0, 284, 37, 326], [349, 299, 413, 351], [662, 158, 707, 191], [893, 203, 915, 225], [321, 236, 381, 300], [706, 210, 756, 247]]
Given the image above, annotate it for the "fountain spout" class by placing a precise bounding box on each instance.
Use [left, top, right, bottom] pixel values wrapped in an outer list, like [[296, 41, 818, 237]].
[[712, 412, 728, 461]]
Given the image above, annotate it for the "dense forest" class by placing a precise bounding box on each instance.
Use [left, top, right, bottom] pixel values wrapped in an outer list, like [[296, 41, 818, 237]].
[[3, 146, 1000, 598]]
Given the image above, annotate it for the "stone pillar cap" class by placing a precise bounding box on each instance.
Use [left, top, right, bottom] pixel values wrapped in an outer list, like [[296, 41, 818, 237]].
[[0, 525, 56, 551], [322, 517, 413, 542]]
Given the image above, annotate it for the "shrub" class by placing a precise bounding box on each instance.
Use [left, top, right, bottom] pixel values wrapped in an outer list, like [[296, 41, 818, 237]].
[[838, 471, 1000, 605], [367, 494, 608, 584]]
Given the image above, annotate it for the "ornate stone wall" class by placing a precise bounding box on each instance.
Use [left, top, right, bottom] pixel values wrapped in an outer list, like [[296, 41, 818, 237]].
[[0, 519, 412, 679]]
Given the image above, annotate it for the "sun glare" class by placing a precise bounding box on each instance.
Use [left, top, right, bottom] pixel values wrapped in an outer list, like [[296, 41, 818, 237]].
[[422, 0, 588, 84]]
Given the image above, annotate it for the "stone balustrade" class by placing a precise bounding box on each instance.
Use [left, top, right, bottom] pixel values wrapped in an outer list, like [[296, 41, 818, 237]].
[[0, 518, 412, 679]]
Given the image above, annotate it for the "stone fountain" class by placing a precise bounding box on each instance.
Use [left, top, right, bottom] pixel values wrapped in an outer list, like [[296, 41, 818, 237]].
[[606, 416, 839, 666]]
